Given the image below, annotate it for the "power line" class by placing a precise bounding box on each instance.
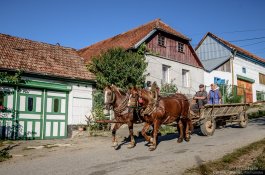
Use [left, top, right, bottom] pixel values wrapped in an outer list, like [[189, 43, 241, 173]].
[[189, 28, 265, 37], [239, 40, 265, 47]]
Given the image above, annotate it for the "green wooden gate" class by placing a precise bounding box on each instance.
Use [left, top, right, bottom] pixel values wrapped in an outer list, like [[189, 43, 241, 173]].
[[0, 81, 70, 140]]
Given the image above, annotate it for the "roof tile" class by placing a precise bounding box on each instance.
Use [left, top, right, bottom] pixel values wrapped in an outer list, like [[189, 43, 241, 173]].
[[0, 33, 94, 81], [78, 19, 189, 63]]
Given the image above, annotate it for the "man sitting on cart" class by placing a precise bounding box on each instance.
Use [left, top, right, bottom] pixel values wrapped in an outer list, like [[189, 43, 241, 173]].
[[191, 84, 208, 113]]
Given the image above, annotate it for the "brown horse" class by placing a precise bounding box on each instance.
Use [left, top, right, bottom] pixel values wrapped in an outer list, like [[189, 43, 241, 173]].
[[104, 85, 142, 149], [128, 87, 192, 151]]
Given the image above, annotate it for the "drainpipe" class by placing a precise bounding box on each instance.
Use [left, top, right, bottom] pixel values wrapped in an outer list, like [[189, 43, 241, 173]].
[[231, 49, 237, 93]]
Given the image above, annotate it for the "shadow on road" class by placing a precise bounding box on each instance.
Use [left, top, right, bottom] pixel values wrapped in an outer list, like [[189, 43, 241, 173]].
[[116, 131, 187, 150]]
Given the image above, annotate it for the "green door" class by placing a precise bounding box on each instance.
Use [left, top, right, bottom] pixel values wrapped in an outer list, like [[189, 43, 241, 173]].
[[44, 91, 68, 139], [17, 88, 43, 139]]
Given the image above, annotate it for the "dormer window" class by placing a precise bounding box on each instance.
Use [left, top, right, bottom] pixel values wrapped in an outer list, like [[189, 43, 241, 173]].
[[158, 35, 165, 47], [178, 42, 184, 53]]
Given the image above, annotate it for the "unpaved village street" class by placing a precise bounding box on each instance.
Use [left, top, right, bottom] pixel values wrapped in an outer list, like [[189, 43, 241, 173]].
[[1, 117, 265, 175]]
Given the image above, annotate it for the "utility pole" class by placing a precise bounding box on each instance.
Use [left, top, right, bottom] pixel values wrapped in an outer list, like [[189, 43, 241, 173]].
[[231, 49, 237, 93]]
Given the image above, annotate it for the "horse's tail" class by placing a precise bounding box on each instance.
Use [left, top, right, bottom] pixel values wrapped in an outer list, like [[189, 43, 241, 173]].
[[187, 108, 194, 134]]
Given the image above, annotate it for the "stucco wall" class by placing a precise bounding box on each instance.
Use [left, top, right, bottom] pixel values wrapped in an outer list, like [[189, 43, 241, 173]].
[[233, 56, 265, 102], [204, 70, 232, 89], [145, 54, 204, 96], [68, 84, 93, 125]]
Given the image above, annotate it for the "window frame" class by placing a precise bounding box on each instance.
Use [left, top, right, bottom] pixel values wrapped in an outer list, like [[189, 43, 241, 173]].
[[259, 73, 265, 85], [53, 98, 60, 113], [158, 35, 166, 47], [242, 67, 246, 74], [25, 96, 36, 113], [178, 42, 184, 53], [162, 65, 170, 84], [182, 69, 190, 87]]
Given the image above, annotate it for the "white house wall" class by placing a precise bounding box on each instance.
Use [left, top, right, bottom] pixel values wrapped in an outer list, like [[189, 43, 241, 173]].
[[233, 56, 265, 102], [145, 55, 204, 95], [203, 70, 232, 92], [68, 84, 93, 125]]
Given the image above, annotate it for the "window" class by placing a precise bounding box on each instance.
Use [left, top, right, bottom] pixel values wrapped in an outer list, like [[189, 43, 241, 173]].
[[260, 73, 265, 85], [256, 91, 265, 101], [182, 69, 190, 87], [27, 97, 34, 112], [178, 42, 184, 53], [162, 65, 170, 84], [216, 60, 231, 72], [158, 35, 165, 46], [242, 67, 246, 74], [53, 98, 59, 113]]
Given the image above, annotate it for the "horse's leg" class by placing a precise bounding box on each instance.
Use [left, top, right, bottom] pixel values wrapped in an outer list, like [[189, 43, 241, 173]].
[[141, 122, 152, 143], [149, 120, 161, 151], [177, 118, 184, 143], [127, 122, 135, 149], [112, 123, 122, 149], [184, 118, 193, 142], [183, 118, 190, 142]]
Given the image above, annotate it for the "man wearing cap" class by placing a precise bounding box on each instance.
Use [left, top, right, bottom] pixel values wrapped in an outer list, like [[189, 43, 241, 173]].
[[191, 84, 208, 112]]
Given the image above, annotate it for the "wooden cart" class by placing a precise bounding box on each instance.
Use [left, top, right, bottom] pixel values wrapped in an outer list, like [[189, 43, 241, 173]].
[[190, 103, 249, 136]]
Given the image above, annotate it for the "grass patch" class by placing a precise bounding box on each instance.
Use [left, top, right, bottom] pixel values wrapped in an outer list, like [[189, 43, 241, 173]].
[[159, 125, 176, 136], [0, 146, 12, 162], [184, 138, 265, 175], [248, 109, 265, 119], [248, 147, 265, 170]]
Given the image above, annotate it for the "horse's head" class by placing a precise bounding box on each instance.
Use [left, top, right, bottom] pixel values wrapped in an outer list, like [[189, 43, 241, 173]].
[[103, 85, 116, 111], [128, 87, 152, 108], [128, 87, 139, 108]]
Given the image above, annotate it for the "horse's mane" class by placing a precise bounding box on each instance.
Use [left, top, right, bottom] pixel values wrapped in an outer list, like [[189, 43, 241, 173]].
[[111, 85, 127, 96], [139, 88, 152, 102]]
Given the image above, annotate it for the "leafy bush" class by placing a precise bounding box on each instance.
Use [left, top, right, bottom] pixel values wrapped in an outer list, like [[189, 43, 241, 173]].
[[219, 85, 242, 103], [89, 90, 108, 131], [160, 81, 178, 96]]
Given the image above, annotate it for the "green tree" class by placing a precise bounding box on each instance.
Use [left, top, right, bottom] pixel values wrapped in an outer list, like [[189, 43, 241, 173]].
[[88, 47, 148, 89], [0, 71, 21, 85]]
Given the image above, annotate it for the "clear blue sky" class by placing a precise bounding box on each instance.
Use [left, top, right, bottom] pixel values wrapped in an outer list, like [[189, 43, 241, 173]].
[[1, 0, 265, 58]]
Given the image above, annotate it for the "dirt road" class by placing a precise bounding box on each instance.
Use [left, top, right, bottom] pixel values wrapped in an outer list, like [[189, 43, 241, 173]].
[[1, 117, 265, 175]]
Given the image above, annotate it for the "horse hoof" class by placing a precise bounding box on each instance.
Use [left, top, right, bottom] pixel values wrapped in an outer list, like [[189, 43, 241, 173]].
[[177, 138, 183, 143], [127, 143, 135, 149], [185, 135, 191, 142], [185, 138, 190, 142], [150, 137, 154, 143], [112, 142, 118, 148], [149, 145, 156, 151]]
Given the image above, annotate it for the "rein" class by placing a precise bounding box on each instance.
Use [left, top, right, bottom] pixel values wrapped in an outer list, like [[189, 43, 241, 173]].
[[113, 95, 129, 116]]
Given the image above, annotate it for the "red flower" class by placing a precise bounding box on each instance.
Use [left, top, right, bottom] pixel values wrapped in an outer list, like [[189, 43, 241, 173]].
[[0, 105, 4, 110]]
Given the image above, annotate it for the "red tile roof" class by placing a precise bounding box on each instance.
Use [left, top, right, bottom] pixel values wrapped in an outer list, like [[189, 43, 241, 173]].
[[196, 32, 265, 64], [78, 19, 190, 63], [0, 33, 94, 81]]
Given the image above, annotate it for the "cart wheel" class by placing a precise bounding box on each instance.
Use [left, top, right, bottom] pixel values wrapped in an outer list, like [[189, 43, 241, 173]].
[[200, 119, 216, 136], [239, 112, 248, 128]]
